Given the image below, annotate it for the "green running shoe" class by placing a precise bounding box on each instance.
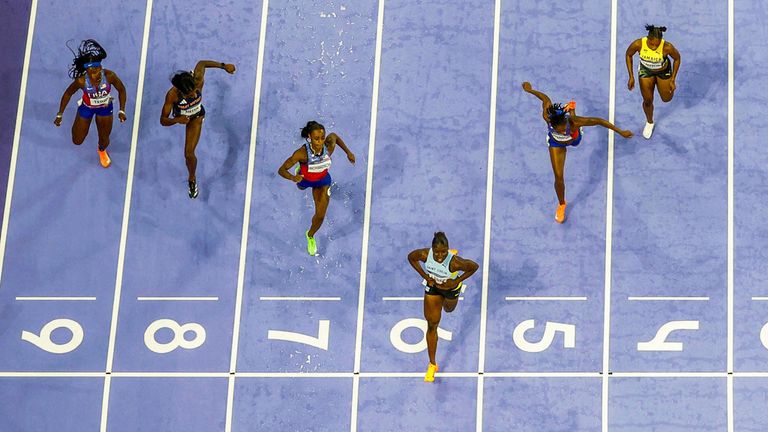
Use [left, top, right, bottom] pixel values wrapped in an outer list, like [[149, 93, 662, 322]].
[[306, 231, 317, 255]]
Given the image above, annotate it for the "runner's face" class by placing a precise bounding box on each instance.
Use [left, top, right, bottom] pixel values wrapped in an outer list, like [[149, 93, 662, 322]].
[[86, 65, 102, 82], [646, 36, 661, 50], [432, 244, 449, 263], [308, 129, 325, 154]]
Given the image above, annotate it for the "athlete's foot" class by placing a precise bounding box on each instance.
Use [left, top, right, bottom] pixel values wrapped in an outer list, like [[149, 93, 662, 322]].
[[643, 122, 655, 139], [188, 180, 199, 199], [306, 231, 317, 255], [424, 363, 439, 382], [555, 202, 567, 224], [97, 149, 111, 168]]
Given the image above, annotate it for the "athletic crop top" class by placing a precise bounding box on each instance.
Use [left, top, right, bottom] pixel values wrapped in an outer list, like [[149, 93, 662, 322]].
[[299, 142, 332, 181], [639, 37, 668, 70], [424, 248, 457, 284], [81, 71, 111, 108], [548, 114, 580, 144], [173, 90, 203, 117]]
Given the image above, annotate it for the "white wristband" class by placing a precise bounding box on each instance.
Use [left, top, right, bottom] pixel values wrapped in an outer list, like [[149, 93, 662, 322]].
[[118, 110, 125, 115], [55, 113, 62, 118]]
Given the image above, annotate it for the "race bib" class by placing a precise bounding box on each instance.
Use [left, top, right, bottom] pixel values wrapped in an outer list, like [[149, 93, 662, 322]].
[[180, 104, 202, 116], [639, 57, 665, 70], [307, 158, 331, 173]]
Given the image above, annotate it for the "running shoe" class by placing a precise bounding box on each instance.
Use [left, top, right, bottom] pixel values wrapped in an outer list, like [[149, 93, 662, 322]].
[[188, 180, 199, 199], [643, 122, 655, 139], [98, 149, 111, 168], [424, 363, 439, 382], [555, 202, 567, 224], [306, 231, 317, 255]]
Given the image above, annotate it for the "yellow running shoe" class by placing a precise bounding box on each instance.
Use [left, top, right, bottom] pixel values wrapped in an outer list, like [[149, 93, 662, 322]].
[[555, 202, 567, 224], [306, 231, 317, 255], [424, 363, 438, 382], [98, 149, 111, 168]]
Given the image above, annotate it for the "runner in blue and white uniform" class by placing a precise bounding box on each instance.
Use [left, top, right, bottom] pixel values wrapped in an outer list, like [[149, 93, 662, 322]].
[[407, 232, 478, 382], [522, 81, 633, 224], [278, 121, 355, 255], [54, 40, 128, 168], [161, 60, 236, 199]]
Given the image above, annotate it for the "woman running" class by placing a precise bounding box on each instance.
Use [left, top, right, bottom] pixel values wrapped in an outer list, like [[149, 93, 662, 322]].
[[160, 60, 236, 198], [522, 81, 633, 223], [277, 121, 355, 255], [407, 232, 478, 382], [625, 24, 681, 139], [54, 39, 127, 168]]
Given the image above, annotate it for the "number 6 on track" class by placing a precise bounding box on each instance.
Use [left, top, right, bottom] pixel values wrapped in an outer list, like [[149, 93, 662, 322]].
[[21, 319, 84, 354]]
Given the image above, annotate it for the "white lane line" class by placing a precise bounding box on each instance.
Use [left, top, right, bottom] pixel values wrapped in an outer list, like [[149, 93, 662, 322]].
[[727, 0, 734, 431], [476, 0, 502, 429], [136, 296, 219, 301], [382, 296, 464, 301], [750, 297, 768, 301], [104, 0, 154, 374], [224, 0, 270, 431], [100, 2, 154, 431], [610, 372, 727, 378], [602, 0, 619, 430], [0, 371, 750, 378], [627, 296, 710, 301], [351, 1, 386, 430], [16, 296, 96, 301], [0, 0, 38, 287], [259, 296, 340, 301], [505, 296, 587, 301], [0, 372, 106, 378], [484, 372, 601, 378]]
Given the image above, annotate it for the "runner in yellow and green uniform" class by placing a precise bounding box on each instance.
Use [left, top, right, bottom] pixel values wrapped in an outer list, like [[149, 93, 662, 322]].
[[625, 25, 681, 139]]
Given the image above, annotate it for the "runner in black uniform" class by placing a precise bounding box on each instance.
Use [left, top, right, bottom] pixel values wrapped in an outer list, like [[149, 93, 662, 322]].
[[160, 60, 236, 198]]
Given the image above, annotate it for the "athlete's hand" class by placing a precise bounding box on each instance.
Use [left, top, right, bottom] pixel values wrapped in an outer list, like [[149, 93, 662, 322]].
[[669, 79, 676, 92], [118, 111, 127, 123], [293, 174, 303, 183], [347, 151, 356, 164], [224, 63, 236, 74], [627, 76, 635, 91], [176, 116, 191, 125], [619, 129, 633, 138], [424, 275, 438, 288], [53, 114, 63, 127], [521, 81, 532, 92]]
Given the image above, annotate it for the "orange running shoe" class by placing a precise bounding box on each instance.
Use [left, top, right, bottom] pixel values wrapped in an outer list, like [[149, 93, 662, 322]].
[[424, 363, 438, 382], [98, 149, 111, 168], [555, 202, 567, 224]]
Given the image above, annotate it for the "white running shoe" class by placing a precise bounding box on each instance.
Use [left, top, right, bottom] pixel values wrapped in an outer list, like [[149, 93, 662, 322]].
[[643, 122, 655, 139]]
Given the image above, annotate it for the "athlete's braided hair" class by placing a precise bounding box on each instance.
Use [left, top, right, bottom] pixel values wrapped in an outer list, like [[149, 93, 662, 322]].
[[432, 232, 449, 248], [171, 71, 197, 95], [301, 121, 325, 139], [645, 24, 667, 39], [547, 103, 568, 127], [67, 39, 107, 78]]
